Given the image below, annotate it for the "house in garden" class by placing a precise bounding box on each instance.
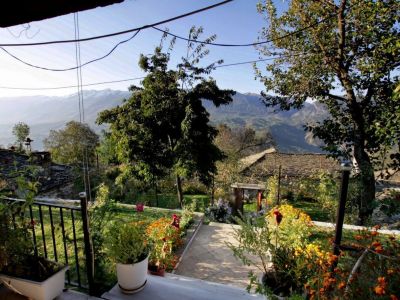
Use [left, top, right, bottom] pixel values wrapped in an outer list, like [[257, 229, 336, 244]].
[[0, 148, 72, 194], [240, 147, 341, 181]]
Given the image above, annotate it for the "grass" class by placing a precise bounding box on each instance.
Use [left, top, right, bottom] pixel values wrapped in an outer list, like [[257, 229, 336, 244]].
[[127, 193, 210, 211], [289, 200, 332, 222]]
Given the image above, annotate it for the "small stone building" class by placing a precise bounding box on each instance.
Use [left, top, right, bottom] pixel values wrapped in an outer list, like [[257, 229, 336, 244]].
[[0, 148, 72, 193], [240, 147, 340, 181]]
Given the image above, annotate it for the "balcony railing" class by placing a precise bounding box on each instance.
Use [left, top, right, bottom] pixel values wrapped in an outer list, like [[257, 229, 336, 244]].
[[2, 196, 94, 294]]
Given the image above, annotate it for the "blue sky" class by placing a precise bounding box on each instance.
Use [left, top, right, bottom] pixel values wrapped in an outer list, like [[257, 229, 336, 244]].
[[0, 0, 282, 97]]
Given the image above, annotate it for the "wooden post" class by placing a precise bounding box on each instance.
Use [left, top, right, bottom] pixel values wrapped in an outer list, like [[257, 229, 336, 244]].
[[256, 190, 262, 212], [332, 162, 351, 257], [79, 192, 95, 295], [233, 187, 243, 216], [277, 165, 281, 205]]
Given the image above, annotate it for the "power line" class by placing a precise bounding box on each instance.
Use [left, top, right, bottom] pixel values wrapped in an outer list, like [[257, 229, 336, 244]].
[[0, 77, 145, 90], [0, 30, 141, 71], [151, 0, 362, 47], [0, 0, 233, 47], [0, 54, 308, 91]]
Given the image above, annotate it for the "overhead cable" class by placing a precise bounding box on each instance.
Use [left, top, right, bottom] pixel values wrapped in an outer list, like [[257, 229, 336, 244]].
[[0, 30, 140, 71], [0, 54, 308, 91], [0, 0, 233, 47]]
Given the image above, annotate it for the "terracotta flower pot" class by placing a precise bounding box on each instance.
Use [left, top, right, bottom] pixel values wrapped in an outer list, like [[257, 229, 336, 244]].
[[148, 265, 165, 277]]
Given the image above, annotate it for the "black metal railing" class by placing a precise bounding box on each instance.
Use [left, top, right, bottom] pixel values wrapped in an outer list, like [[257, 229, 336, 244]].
[[2, 197, 94, 293]]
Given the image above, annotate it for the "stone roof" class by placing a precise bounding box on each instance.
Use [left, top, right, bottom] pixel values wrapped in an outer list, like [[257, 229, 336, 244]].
[[0, 149, 72, 192], [240, 149, 340, 178]]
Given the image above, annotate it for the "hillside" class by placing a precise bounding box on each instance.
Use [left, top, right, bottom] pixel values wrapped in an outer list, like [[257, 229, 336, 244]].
[[0, 89, 327, 152]]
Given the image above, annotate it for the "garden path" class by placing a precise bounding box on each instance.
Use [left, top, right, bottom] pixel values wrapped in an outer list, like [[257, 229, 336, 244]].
[[174, 222, 262, 289]]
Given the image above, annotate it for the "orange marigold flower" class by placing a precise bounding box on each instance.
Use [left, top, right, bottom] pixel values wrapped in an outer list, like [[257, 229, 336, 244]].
[[372, 241, 381, 247], [374, 286, 385, 295], [328, 254, 338, 264], [377, 277, 386, 286], [373, 224, 381, 230], [387, 269, 395, 275], [375, 245, 384, 253], [354, 235, 363, 240], [390, 295, 399, 300], [371, 231, 378, 237], [338, 282, 346, 290]]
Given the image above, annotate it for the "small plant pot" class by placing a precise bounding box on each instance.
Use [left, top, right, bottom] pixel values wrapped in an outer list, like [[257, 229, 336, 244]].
[[116, 255, 148, 294], [0, 266, 68, 300], [148, 265, 165, 277]]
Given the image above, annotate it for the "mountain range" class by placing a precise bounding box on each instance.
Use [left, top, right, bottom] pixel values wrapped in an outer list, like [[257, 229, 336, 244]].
[[0, 89, 328, 153]]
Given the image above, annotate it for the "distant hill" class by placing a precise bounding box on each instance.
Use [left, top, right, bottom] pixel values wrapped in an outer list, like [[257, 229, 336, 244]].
[[0, 89, 328, 152]]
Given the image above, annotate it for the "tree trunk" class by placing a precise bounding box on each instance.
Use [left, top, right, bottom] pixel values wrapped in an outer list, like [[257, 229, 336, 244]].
[[176, 174, 184, 208], [353, 141, 375, 225]]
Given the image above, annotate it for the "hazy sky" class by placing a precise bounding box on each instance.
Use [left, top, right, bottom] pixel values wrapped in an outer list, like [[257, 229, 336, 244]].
[[0, 0, 283, 97]]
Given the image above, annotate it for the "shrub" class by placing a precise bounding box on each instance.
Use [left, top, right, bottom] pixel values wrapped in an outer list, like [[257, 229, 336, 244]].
[[205, 198, 232, 223], [146, 217, 182, 270], [106, 221, 149, 264], [180, 202, 196, 229], [266, 204, 313, 248]]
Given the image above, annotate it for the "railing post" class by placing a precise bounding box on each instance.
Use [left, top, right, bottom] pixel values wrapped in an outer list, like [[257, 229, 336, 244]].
[[332, 161, 352, 257], [79, 192, 95, 295]]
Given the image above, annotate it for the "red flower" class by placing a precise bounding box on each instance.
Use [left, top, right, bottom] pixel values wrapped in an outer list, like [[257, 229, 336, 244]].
[[273, 209, 283, 225], [171, 214, 180, 229]]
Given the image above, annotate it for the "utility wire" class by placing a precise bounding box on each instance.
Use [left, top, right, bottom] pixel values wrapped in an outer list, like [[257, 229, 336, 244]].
[[0, 30, 141, 71], [0, 54, 308, 91], [151, 0, 363, 47], [0, 77, 145, 90], [0, 0, 233, 47]]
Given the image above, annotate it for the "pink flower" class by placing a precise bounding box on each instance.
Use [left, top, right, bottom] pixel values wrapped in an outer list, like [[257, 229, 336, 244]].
[[136, 203, 144, 212]]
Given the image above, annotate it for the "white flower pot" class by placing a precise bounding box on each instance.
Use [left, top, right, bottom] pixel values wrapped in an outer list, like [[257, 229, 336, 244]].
[[0, 266, 68, 300], [116, 255, 148, 294]]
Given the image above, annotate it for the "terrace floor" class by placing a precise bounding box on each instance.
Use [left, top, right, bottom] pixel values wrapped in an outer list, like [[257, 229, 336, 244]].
[[2, 274, 265, 300]]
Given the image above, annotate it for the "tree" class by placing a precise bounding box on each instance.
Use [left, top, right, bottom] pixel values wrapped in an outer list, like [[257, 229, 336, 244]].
[[256, 0, 399, 224], [43, 121, 99, 166], [12, 122, 30, 151], [213, 124, 275, 199], [97, 27, 235, 208]]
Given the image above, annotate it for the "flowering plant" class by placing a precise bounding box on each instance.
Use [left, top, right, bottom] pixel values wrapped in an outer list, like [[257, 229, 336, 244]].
[[146, 217, 182, 271]]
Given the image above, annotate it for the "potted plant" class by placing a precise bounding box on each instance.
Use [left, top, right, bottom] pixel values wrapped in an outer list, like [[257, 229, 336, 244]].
[[0, 201, 68, 300], [146, 217, 182, 276], [106, 221, 150, 294], [1, 175, 68, 300]]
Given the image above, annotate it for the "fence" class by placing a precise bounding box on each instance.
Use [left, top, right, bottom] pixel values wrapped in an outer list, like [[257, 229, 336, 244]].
[[2, 196, 94, 294]]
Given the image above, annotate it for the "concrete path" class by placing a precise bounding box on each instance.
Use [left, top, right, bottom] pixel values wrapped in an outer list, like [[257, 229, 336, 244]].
[[174, 222, 262, 289]]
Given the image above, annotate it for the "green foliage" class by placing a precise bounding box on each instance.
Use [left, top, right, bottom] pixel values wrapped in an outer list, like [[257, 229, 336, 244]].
[[256, 0, 400, 223], [43, 120, 99, 165], [97, 27, 234, 207], [379, 189, 400, 217], [180, 202, 196, 229], [266, 175, 278, 203], [267, 204, 313, 248], [0, 175, 44, 277], [316, 172, 339, 222], [106, 221, 149, 264], [12, 122, 30, 150], [89, 183, 117, 284]]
